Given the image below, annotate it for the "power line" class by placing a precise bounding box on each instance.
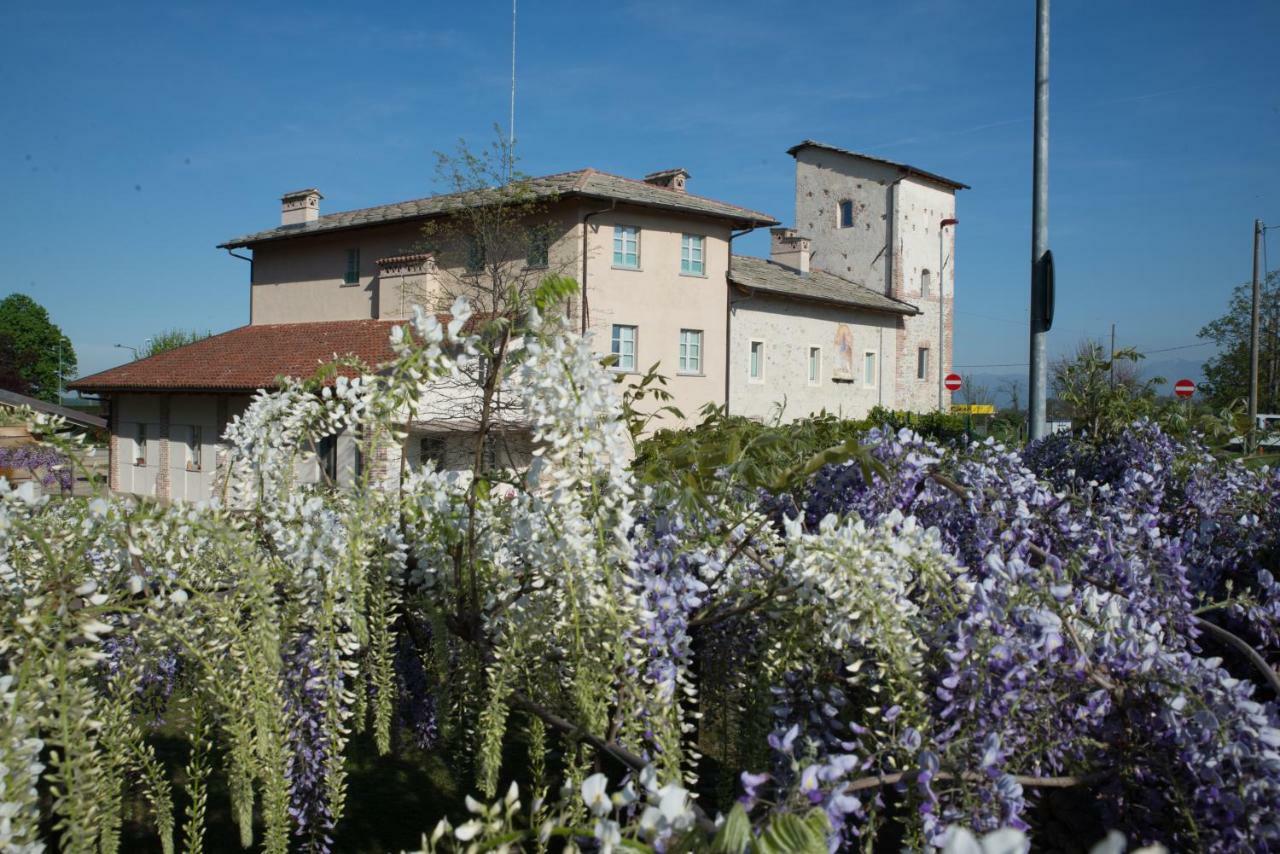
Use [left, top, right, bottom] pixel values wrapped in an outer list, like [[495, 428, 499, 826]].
[[957, 340, 1216, 371]]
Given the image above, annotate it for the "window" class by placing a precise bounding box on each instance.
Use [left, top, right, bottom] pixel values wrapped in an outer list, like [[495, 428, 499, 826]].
[[678, 329, 703, 374], [419, 435, 447, 469], [611, 324, 637, 371], [921, 269, 932, 297], [863, 351, 877, 387], [188, 425, 203, 470], [465, 237, 485, 273], [135, 423, 147, 466], [613, 225, 640, 269], [527, 227, 550, 268], [317, 435, 338, 481], [808, 347, 821, 385], [749, 341, 764, 381], [917, 347, 930, 380], [344, 249, 360, 285], [680, 234, 705, 275], [838, 200, 854, 228]]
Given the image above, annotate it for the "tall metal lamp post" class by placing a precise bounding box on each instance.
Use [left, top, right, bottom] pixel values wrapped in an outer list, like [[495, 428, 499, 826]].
[[1028, 0, 1052, 441], [939, 218, 959, 410]]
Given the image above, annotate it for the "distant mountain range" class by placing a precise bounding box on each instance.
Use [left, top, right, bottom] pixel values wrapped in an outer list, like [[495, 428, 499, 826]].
[[964, 356, 1212, 409]]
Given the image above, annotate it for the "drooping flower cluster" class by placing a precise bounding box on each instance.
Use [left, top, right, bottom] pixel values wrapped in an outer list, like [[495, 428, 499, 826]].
[[3, 297, 1279, 854]]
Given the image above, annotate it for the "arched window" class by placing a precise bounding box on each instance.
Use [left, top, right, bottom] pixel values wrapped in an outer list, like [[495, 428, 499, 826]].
[[921, 269, 932, 296], [838, 200, 854, 228]]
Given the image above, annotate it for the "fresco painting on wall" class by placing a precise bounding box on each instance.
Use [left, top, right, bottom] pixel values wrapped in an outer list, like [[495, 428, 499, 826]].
[[833, 324, 854, 379]]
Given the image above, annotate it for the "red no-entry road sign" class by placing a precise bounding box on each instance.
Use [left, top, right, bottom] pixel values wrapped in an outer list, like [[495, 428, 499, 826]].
[[1174, 379, 1195, 399], [944, 373, 963, 392]]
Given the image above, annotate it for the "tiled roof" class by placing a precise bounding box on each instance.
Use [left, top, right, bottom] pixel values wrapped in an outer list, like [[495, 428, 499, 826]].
[[68, 320, 410, 393], [728, 256, 919, 315], [786, 140, 969, 191], [219, 169, 778, 248]]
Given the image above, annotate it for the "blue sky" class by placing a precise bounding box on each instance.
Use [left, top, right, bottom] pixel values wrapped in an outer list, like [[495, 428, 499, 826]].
[[3, 1, 1278, 389]]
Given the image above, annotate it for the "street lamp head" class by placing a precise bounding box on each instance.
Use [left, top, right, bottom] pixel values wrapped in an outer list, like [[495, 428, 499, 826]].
[[941, 218, 959, 228]]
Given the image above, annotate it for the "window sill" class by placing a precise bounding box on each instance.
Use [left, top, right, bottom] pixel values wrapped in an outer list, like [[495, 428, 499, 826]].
[[524, 264, 549, 272], [747, 378, 765, 385], [677, 371, 705, 378], [679, 271, 707, 279], [611, 265, 642, 272], [341, 281, 361, 287]]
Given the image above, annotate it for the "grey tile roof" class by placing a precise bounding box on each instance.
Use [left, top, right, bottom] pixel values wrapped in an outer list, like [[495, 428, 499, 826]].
[[219, 169, 778, 248], [728, 256, 919, 315], [786, 140, 969, 191]]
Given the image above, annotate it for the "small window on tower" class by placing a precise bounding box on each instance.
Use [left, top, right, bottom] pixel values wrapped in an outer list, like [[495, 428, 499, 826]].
[[838, 200, 854, 228], [344, 249, 360, 285], [921, 269, 932, 297]]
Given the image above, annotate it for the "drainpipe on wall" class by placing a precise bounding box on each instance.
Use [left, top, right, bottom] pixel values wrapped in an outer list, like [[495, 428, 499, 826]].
[[878, 324, 884, 407], [226, 248, 253, 322], [938, 218, 959, 410], [726, 223, 762, 414], [580, 202, 616, 334]]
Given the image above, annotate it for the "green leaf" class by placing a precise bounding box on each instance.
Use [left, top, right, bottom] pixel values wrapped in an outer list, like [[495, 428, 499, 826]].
[[755, 811, 828, 854], [709, 803, 752, 853]]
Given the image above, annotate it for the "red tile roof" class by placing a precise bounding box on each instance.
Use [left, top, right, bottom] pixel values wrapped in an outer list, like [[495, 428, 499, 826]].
[[69, 319, 411, 393]]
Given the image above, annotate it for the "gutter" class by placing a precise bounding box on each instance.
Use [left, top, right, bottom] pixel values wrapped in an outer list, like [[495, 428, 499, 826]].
[[580, 201, 616, 334], [226, 248, 253, 322], [725, 223, 763, 412]]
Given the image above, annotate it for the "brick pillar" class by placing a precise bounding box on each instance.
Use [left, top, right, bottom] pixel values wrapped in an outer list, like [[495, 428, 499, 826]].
[[156, 396, 171, 500], [108, 398, 119, 492]]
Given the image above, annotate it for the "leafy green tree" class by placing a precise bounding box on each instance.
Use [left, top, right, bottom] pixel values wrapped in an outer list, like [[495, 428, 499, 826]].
[[1199, 271, 1280, 412], [0, 331, 32, 395], [0, 293, 76, 403], [143, 328, 211, 357], [1052, 341, 1164, 438]]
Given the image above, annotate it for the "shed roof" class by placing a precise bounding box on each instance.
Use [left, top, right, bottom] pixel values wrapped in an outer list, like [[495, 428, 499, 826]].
[[728, 256, 919, 315], [67, 319, 410, 393], [0, 389, 107, 430], [786, 140, 969, 191], [219, 169, 778, 249]]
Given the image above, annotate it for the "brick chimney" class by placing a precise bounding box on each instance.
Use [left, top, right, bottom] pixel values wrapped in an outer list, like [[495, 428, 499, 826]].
[[770, 227, 811, 275], [642, 168, 689, 192], [281, 188, 323, 226]]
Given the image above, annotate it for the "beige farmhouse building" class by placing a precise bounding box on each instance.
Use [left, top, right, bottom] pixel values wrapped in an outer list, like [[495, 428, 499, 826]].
[[72, 141, 965, 502]]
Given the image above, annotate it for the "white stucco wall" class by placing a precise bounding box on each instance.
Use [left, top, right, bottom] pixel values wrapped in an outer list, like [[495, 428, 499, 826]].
[[890, 179, 957, 412], [115, 394, 163, 497], [792, 148, 959, 413], [166, 395, 219, 502], [728, 293, 901, 422]]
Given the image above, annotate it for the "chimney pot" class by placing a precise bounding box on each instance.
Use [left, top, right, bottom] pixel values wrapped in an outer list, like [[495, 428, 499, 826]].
[[642, 168, 690, 192], [281, 188, 323, 226], [770, 226, 811, 275]]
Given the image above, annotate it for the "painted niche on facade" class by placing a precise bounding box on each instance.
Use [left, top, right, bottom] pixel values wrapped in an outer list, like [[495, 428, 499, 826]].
[[833, 324, 854, 379]]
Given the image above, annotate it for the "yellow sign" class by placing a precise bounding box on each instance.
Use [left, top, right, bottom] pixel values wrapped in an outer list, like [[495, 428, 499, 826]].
[[951, 404, 995, 415]]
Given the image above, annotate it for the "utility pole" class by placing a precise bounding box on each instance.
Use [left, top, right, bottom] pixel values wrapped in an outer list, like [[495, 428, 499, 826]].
[[1109, 323, 1116, 389], [1248, 218, 1262, 452], [1028, 0, 1051, 442]]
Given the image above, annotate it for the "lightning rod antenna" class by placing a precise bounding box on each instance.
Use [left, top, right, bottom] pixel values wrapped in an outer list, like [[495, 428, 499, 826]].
[[508, 0, 517, 181]]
